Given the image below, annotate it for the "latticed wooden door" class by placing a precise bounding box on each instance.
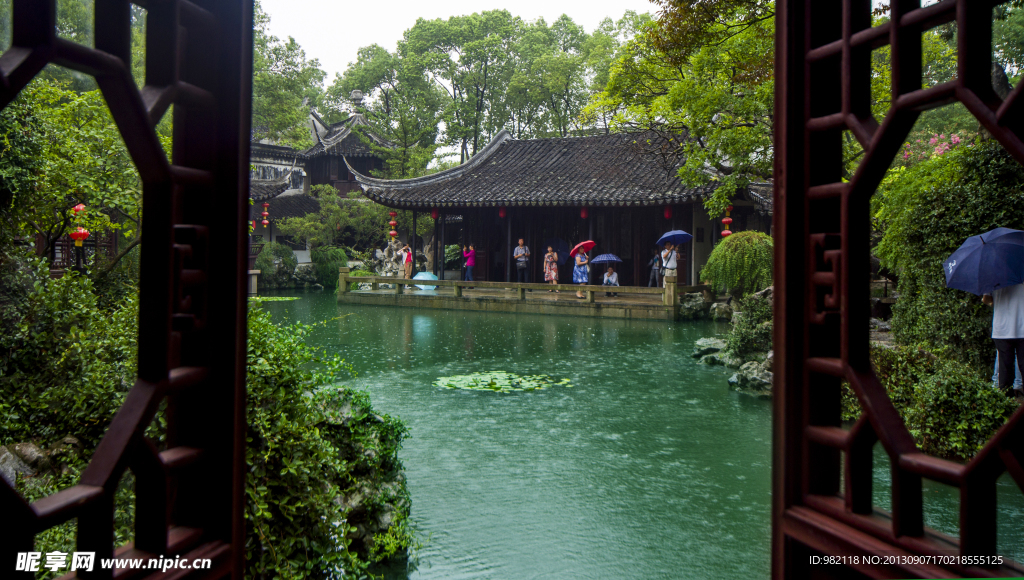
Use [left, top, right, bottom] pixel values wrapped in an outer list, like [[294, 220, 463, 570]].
[[775, 0, 1024, 577], [0, 1, 252, 578]]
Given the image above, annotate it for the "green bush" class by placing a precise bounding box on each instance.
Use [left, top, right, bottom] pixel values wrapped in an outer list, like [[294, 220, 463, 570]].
[[875, 140, 1024, 370], [725, 291, 773, 360], [699, 230, 773, 297], [444, 244, 461, 269], [245, 304, 412, 578], [841, 345, 1016, 461], [1, 255, 411, 579], [254, 241, 298, 289], [311, 245, 348, 288]]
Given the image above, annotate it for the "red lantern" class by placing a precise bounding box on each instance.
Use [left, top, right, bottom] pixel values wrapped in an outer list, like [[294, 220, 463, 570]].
[[262, 219, 269, 227], [721, 230, 732, 237], [721, 217, 733, 226], [251, 220, 256, 230], [580, 207, 589, 219], [72, 203, 85, 215], [498, 206, 506, 219], [664, 205, 673, 220], [431, 208, 439, 220], [389, 220, 398, 227], [389, 211, 397, 218], [69, 227, 90, 247], [389, 230, 398, 238], [726, 205, 733, 212]]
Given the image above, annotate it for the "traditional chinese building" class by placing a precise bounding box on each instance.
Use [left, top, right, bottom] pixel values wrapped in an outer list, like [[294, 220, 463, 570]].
[[347, 130, 772, 286], [248, 102, 389, 262]]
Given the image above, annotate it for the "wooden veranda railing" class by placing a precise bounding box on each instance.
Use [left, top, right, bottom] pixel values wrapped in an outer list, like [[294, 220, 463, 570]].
[[2, 1, 252, 579], [338, 268, 711, 306]]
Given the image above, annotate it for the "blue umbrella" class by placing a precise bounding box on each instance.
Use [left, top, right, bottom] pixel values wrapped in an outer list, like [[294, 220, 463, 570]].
[[944, 227, 1024, 295], [591, 253, 623, 264], [413, 271, 440, 291], [657, 230, 693, 246], [544, 238, 571, 265]]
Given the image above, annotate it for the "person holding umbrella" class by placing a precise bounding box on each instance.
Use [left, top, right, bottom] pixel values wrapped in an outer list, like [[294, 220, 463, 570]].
[[661, 243, 678, 287], [570, 240, 595, 299], [945, 227, 1024, 397], [983, 284, 1024, 397], [656, 230, 692, 287]]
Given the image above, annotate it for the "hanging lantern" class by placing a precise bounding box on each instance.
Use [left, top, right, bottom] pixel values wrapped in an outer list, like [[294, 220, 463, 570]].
[[580, 206, 589, 219], [721, 204, 733, 237], [389, 220, 398, 228], [69, 227, 90, 247], [721, 217, 733, 226], [389, 211, 397, 218], [498, 206, 507, 219], [431, 208, 439, 220], [389, 230, 398, 238], [72, 203, 86, 215], [664, 205, 673, 220]]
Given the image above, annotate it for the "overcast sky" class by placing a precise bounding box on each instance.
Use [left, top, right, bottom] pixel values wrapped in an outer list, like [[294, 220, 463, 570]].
[[258, 0, 657, 81]]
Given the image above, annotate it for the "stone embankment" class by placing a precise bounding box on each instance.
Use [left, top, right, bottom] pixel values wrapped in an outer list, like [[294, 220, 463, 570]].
[[692, 284, 895, 398]]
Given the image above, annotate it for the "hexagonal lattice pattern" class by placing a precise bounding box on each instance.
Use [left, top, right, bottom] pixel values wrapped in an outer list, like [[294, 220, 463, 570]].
[[0, 1, 250, 578], [776, 0, 1024, 578]]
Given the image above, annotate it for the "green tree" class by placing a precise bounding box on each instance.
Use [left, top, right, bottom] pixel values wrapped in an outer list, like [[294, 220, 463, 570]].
[[251, 0, 326, 148], [699, 230, 773, 297], [874, 140, 1024, 370]]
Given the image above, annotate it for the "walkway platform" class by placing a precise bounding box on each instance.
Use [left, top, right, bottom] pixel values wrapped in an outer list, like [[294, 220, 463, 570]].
[[336, 271, 711, 321]]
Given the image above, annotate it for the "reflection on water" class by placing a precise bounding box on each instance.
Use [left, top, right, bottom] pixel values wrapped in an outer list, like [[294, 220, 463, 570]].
[[264, 292, 1024, 577], [261, 293, 745, 578]]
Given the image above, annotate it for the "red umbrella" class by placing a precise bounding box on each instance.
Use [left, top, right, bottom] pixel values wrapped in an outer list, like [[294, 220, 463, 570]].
[[569, 240, 595, 257]]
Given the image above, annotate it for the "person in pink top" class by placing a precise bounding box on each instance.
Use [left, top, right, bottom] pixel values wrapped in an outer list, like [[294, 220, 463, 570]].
[[462, 244, 476, 281]]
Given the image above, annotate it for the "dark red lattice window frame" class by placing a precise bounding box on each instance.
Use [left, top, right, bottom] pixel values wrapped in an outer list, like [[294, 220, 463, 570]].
[[0, 1, 252, 578], [775, 0, 1024, 578]]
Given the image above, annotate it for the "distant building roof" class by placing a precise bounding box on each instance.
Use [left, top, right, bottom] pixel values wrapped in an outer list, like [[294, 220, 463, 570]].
[[304, 113, 391, 158], [250, 190, 320, 223], [347, 130, 720, 209]]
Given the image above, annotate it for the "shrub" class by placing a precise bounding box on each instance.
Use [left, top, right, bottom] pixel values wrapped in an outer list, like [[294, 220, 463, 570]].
[[725, 291, 773, 360], [1, 256, 411, 579], [699, 230, 773, 298], [841, 345, 1016, 461], [311, 246, 348, 288], [875, 140, 1024, 370], [254, 241, 298, 289], [444, 244, 461, 269], [245, 304, 412, 578]]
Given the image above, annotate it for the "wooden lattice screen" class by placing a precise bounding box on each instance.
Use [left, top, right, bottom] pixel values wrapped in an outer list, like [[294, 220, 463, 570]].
[[775, 0, 1024, 577], [1, 1, 252, 578]]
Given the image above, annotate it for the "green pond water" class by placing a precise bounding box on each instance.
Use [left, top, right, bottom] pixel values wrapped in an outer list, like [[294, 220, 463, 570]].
[[259, 291, 1024, 578]]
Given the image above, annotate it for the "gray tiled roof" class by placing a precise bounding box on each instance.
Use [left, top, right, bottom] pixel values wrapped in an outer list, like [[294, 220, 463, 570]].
[[250, 190, 320, 222], [303, 114, 391, 158], [347, 130, 718, 208]]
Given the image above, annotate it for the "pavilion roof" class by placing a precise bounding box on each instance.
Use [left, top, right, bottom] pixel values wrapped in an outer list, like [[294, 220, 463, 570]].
[[249, 190, 320, 223], [347, 130, 726, 209], [303, 113, 391, 158]]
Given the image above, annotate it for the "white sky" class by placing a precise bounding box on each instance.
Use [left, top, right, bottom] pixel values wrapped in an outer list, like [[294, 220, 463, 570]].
[[258, 0, 657, 81]]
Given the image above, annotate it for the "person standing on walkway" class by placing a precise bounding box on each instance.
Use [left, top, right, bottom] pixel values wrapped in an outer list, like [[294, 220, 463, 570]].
[[647, 248, 661, 287], [573, 248, 590, 299], [401, 243, 414, 288], [514, 238, 531, 284], [462, 244, 476, 282], [661, 243, 678, 288], [983, 282, 1024, 398], [544, 245, 559, 292]]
